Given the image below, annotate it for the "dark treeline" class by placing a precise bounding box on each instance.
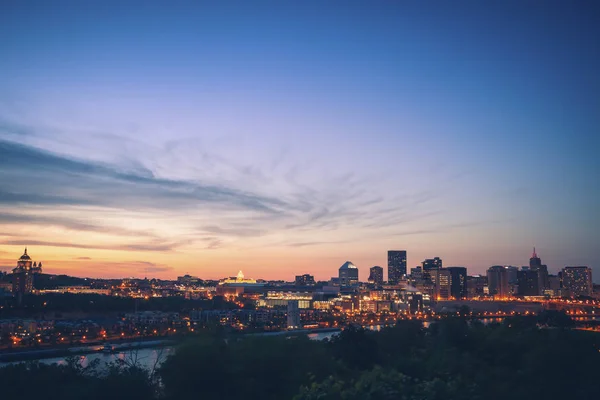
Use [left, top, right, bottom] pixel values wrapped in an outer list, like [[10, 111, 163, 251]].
[[0, 293, 240, 318], [2, 312, 599, 400]]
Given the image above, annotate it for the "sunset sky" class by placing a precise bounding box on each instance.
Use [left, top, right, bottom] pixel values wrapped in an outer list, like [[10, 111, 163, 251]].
[[0, 1, 598, 281]]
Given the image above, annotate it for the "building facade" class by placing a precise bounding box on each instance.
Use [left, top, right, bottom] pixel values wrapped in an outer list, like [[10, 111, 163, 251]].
[[431, 268, 451, 300], [12, 248, 42, 300], [447, 267, 467, 299], [529, 248, 548, 294], [517, 270, 540, 296], [339, 261, 359, 287], [487, 266, 510, 298], [295, 274, 316, 286], [387, 250, 407, 284], [561, 266, 593, 297], [368, 266, 384, 285]]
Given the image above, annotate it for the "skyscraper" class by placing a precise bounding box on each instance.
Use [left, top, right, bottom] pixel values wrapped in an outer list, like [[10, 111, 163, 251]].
[[517, 270, 540, 296], [422, 257, 443, 271], [287, 300, 300, 329], [422, 257, 442, 281], [487, 266, 510, 298], [339, 261, 359, 287], [387, 250, 407, 284], [529, 248, 548, 294], [447, 267, 467, 299], [368, 266, 384, 285], [431, 268, 451, 300], [529, 248, 542, 269], [561, 266, 593, 297]]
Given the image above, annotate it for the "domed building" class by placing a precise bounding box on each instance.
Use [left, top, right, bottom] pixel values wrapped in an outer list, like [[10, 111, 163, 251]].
[[12, 248, 42, 299]]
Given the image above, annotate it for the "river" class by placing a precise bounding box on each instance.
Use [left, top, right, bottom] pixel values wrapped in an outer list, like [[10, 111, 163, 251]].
[[0, 330, 339, 369]]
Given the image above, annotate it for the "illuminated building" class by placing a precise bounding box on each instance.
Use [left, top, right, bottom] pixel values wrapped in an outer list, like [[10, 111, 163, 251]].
[[467, 275, 487, 298], [561, 266, 592, 297], [407, 292, 423, 313], [422, 257, 442, 281], [258, 292, 312, 309], [339, 261, 359, 287], [177, 274, 200, 285], [287, 300, 300, 329], [546, 274, 561, 296], [12, 248, 42, 302], [368, 266, 384, 285], [431, 268, 451, 300], [422, 257, 442, 271], [295, 274, 316, 286], [388, 250, 407, 284], [410, 266, 423, 280], [446, 267, 467, 299], [487, 266, 510, 298]]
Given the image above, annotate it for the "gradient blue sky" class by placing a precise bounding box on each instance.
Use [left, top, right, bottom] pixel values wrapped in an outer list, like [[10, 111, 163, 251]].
[[0, 1, 598, 280]]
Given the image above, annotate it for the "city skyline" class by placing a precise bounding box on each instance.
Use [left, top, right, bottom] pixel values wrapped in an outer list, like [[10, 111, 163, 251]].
[[1, 2, 598, 280], [0, 246, 593, 283]]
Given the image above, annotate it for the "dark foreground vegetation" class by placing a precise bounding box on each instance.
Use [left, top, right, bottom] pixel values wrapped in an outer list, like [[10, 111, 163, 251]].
[[2, 313, 599, 400]]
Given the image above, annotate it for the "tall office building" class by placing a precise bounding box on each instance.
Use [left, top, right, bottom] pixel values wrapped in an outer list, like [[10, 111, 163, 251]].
[[339, 261, 359, 287], [431, 268, 451, 300], [422, 257, 443, 270], [287, 300, 300, 329], [422, 257, 442, 280], [467, 275, 487, 298], [387, 250, 407, 284], [368, 266, 384, 285], [487, 266, 510, 298], [529, 248, 548, 294], [561, 266, 593, 297], [410, 266, 423, 280], [517, 270, 540, 296], [447, 267, 467, 299]]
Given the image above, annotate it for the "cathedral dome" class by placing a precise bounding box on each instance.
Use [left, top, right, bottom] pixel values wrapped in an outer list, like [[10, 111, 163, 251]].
[[19, 248, 31, 260]]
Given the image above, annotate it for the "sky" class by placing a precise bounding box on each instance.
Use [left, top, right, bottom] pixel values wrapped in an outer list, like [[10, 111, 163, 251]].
[[0, 1, 598, 281]]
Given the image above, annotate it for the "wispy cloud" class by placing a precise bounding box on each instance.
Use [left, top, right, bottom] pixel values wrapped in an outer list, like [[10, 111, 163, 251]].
[[0, 239, 179, 252], [0, 140, 288, 214], [0, 212, 158, 238]]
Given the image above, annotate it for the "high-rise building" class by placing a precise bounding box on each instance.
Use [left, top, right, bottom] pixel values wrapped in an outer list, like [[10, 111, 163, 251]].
[[410, 266, 423, 280], [447, 267, 467, 299], [487, 266, 510, 298], [422, 257, 443, 271], [529, 248, 548, 294], [368, 266, 384, 285], [467, 275, 487, 298], [287, 300, 300, 329], [431, 268, 451, 300], [517, 270, 540, 296], [529, 248, 542, 269], [422, 257, 442, 281], [295, 274, 316, 286], [546, 274, 561, 296], [339, 261, 359, 287], [12, 248, 42, 302], [387, 250, 407, 284], [561, 266, 593, 297]]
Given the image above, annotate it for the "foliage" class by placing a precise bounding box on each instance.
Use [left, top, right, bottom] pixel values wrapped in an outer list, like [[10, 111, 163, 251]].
[[2, 312, 600, 400]]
